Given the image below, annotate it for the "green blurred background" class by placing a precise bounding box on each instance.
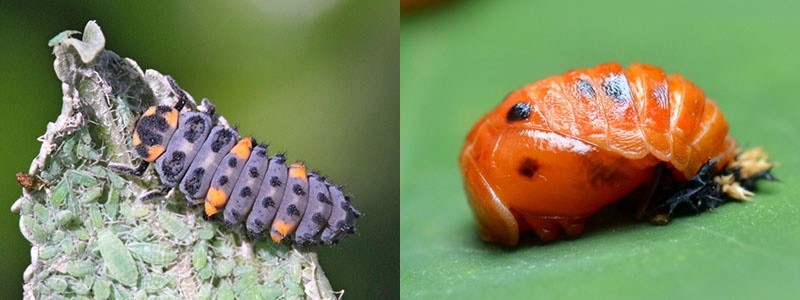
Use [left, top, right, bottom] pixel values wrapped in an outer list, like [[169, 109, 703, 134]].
[[402, 0, 799, 299], [0, 1, 397, 299]]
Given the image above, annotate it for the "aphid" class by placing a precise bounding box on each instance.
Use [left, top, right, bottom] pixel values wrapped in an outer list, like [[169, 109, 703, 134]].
[[460, 63, 775, 246], [110, 77, 360, 246]]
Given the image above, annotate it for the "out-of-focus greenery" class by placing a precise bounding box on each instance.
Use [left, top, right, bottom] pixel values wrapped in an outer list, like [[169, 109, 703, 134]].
[[0, 1, 397, 299], [401, 0, 799, 299]]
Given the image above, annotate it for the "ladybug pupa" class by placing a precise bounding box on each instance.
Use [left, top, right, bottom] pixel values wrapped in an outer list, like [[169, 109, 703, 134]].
[[109, 77, 361, 246], [459, 63, 775, 246]]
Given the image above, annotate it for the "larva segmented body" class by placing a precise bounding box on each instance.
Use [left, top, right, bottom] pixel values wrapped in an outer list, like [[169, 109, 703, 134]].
[[112, 77, 360, 246]]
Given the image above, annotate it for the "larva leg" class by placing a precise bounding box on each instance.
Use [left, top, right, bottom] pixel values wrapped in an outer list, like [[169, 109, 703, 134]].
[[166, 76, 188, 111], [140, 185, 174, 201], [108, 160, 150, 177]]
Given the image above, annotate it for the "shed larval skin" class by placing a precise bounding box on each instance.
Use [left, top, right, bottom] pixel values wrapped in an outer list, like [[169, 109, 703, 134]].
[[459, 63, 737, 246]]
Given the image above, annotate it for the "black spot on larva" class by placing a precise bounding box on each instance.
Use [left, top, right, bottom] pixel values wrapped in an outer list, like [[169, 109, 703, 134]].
[[183, 168, 205, 195], [135, 144, 149, 158], [256, 149, 268, 157], [517, 157, 540, 179], [253, 219, 264, 229], [312, 213, 327, 225], [239, 187, 252, 198], [506, 102, 531, 122], [317, 193, 332, 205], [211, 130, 234, 153], [218, 175, 229, 186], [249, 167, 259, 178], [262, 196, 275, 208], [340, 201, 351, 210], [292, 184, 305, 196], [577, 79, 596, 98], [602, 74, 632, 103], [161, 151, 186, 179], [274, 154, 286, 164], [135, 115, 168, 145], [182, 115, 207, 143], [270, 176, 282, 187], [155, 105, 172, 114], [227, 157, 237, 168], [287, 204, 299, 216], [231, 210, 240, 221], [335, 220, 347, 230]]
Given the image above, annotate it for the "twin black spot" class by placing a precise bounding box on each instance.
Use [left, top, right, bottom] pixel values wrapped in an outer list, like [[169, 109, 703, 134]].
[[506, 102, 531, 122], [210, 130, 234, 153], [183, 168, 205, 195], [183, 115, 207, 143], [161, 151, 187, 180]]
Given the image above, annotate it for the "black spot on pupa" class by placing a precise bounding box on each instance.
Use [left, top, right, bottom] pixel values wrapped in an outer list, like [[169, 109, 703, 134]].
[[183, 115, 207, 143], [183, 168, 205, 195], [262, 196, 275, 208], [517, 157, 540, 179], [577, 79, 596, 98], [218, 175, 229, 186], [287, 204, 299, 216], [292, 184, 305, 196], [227, 157, 237, 168], [239, 187, 252, 198], [249, 167, 259, 178], [602, 74, 632, 103], [270, 176, 282, 187], [506, 102, 531, 122]]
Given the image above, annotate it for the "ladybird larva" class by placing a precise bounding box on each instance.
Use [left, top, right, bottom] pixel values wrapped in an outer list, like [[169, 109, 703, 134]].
[[110, 77, 360, 246]]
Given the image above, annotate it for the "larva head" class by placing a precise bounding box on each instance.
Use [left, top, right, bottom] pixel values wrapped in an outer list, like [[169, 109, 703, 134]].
[[132, 105, 180, 162], [459, 94, 657, 245]]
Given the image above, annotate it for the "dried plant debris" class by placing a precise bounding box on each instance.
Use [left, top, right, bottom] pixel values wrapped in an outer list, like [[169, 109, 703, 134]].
[[12, 21, 338, 300], [647, 147, 777, 224]]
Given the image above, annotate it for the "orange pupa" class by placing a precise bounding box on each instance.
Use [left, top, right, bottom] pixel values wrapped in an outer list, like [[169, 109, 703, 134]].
[[459, 63, 774, 246]]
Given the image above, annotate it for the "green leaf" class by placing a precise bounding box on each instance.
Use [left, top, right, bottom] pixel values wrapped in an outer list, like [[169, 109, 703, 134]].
[[401, 1, 800, 299]]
